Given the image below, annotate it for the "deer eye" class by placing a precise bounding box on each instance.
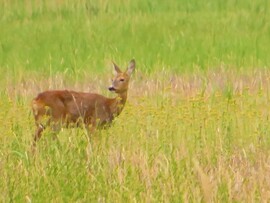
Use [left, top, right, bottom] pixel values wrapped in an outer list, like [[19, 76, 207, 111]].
[[120, 78, 125, 82]]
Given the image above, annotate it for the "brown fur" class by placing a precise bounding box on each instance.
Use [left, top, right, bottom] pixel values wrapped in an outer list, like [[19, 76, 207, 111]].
[[32, 59, 135, 145]]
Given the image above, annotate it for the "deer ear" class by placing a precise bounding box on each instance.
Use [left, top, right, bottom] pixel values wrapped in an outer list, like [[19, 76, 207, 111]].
[[126, 59, 136, 76], [112, 62, 122, 74]]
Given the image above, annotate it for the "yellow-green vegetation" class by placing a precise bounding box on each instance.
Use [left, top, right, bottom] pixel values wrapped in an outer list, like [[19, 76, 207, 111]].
[[1, 0, 270, 202], [2, 71, 270, 202], [1, 0, 270, 74]]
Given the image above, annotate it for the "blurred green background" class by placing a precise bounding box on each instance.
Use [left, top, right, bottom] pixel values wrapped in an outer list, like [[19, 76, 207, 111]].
[[0, 0, 269, 75]]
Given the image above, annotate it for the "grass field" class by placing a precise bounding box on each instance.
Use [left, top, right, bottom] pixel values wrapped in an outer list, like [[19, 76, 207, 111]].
[[1, 0, 270, 202]]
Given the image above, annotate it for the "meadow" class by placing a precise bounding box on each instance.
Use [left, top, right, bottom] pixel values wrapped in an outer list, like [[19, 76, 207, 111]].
[[1, 0, 270, 202]]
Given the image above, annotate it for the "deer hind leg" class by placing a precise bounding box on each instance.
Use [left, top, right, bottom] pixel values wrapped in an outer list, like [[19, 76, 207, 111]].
[[32, 120, 61, 149], [32, 100, 43, 146], [32, 118, 50, 148], [32, 124, 44, 153], [33, 124, 45, 146], [32, 99, 51, 146]]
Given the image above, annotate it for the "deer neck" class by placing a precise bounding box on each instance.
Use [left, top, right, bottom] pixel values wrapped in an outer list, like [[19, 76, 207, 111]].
[[110, 91, 127, 117]]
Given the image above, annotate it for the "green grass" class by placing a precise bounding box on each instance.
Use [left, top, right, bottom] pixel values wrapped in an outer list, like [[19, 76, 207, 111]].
[[2, 70, 270, 202], [0, 0, 270, 75], [1, 0, 270, 202]]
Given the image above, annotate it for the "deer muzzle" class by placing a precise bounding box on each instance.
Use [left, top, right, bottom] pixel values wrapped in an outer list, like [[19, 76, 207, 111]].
[[108, 86, 116, 91]]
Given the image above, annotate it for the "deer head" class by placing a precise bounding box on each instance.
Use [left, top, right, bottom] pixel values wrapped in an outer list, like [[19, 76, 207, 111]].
[[108, 59, 136, 94]]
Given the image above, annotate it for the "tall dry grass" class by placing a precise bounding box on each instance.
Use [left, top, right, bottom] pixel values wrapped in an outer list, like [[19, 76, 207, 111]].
[[1, 69, 270, 201]]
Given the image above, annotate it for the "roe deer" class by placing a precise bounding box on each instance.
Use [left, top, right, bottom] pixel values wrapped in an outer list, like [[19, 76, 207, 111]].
[[32, 59, 135, 145]]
